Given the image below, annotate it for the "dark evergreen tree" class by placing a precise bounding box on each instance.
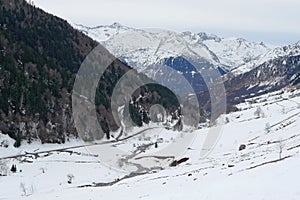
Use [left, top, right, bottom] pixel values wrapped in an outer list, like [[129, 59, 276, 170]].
[[10, 164, 17, 173], [142, 110, 150, 124], [129, 103, 143, 127], [0, 0, 182, 146]]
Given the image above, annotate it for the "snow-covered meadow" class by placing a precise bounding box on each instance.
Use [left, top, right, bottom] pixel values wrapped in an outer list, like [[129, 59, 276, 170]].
[[1, 87, 300, 199]]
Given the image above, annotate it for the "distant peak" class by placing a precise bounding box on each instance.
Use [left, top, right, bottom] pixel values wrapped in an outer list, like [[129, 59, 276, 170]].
[[259, 41, 267, 47], [110, 22, 125, 28], [111, 22, 121, 26], [73, 22, 130, 30], [284, 41, 300, 49], [197, 32, 220, 41], [182, 31, 192, 36]]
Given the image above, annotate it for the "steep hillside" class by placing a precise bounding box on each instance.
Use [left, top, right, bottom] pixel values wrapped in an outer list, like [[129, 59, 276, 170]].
[[232, 41, 300, 74], [74, 23, 271, 97], [1, 84, 300, 200], [0, 0, 180, 146], [226, 54, 300, 105], [74, 23, 270, 71], [195, 42, 300, 112], [202, 36, 270, 70]]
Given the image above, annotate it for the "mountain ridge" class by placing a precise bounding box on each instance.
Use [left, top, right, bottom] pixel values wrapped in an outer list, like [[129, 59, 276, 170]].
[[0, 1, 181, 146], [232, 41, 300, 75], [74, 22, 271, 72]]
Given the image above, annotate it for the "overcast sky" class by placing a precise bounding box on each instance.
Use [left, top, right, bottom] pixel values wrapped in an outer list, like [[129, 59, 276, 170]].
[[33, 0, 299, 45]]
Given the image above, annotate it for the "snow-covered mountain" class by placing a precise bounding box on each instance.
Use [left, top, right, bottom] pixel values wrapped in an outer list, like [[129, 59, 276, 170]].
[[74, 23, 130, 42], [203, 37, 270, 70], [102, 28, 220, 71], [194, 41, 300, 112], [74, 23, 270, 73], [232, 41, 300, 75], [74, 23, 271, 96], [223, 43, 300, 108]]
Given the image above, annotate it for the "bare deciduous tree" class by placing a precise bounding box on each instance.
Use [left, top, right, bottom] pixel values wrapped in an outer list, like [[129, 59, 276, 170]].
[[20, 182, 26, 196], [279, 139, 284, 159], [0, 160, 8, 176], [265, 123, 271, 133], [67, 174, 75, 184], [254, 106, 265, 118], [20, 182, 34, 196]]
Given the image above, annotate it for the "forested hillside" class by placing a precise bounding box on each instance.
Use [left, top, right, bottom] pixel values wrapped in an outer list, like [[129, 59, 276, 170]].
[[0, 0, 180, 146]]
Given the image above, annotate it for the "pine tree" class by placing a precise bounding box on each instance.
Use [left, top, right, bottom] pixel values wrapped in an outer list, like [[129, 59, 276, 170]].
[[142, 110, 150, 124], [10, 164, 17, 173]]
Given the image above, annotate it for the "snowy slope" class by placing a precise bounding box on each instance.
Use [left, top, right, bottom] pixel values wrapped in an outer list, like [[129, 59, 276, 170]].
[[203, 37, 271, 70], [232, 41, 300, 75], [1, 87, 300, 199], [74, 23, 130, 42], [73, 23, 273, 97], [102, 29, 219, 73], [74, 23, 271, 72]]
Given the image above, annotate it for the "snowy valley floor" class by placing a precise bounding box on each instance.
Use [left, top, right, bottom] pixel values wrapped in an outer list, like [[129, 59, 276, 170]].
[[1, 88, 300, 200]]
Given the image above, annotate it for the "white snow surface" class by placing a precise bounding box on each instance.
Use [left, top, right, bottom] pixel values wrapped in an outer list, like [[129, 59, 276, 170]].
[[232, 41, 300, 75], [1, 87, 300, 199], [74, 23, 271, 73], [203, 37, 271, 70]]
